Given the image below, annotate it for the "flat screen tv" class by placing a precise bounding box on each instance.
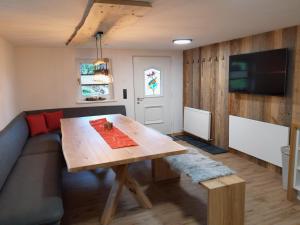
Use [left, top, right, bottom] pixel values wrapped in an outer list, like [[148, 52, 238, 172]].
[[229, 48, 289, 96]]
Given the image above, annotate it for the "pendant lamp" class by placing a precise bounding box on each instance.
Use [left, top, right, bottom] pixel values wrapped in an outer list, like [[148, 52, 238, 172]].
[[93, 31, 112, 84]]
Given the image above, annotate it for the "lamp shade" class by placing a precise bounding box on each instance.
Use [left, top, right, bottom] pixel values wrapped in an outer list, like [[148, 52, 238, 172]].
[[93, 59, 106, 66]]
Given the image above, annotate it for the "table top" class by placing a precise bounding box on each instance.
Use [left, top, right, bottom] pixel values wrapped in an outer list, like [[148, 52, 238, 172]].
[[61, 114, 187, 172]]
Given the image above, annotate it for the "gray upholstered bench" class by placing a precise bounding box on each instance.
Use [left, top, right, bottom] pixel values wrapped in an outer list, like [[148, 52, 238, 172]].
[[0, 105, 126, 225], [152, 148, 246, 225], [0, 113, 63, 225]]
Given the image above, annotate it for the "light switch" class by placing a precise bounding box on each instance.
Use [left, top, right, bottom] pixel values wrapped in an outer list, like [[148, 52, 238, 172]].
[[123, 89, 127, 99]]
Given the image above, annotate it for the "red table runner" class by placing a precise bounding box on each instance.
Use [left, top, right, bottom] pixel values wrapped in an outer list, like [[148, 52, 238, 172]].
[[89, 118, 138, 149]]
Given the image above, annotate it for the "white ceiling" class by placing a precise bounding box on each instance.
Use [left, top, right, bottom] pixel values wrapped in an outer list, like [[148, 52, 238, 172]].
[[0, 0, 88, 47], [0, 0, 300, 50]]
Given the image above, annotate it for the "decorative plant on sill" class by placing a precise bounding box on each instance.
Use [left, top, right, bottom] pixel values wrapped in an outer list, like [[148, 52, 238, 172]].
[[85, 96, 106, 101]]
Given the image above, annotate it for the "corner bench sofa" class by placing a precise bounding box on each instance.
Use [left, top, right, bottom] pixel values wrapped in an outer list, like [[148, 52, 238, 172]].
[[0, 105, 126, 225]]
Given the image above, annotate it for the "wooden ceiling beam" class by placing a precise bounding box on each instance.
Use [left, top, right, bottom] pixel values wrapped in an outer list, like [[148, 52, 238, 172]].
[[65, 0, 152, 46], [94, 0, 152, 7], [65, 0, 94, 46]]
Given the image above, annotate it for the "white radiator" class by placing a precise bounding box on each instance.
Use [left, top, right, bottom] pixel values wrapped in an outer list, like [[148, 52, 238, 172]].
[[229, 115, 290, 167], [184, 107, 211, 141]]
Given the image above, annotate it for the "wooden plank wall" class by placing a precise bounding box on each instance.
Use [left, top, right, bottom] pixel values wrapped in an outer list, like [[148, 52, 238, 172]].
[[183, 48, 201, 109], [215, 42, 230, 148], [183, 25, 300, 200], [229, 27, 297, 127], [183, 26, 298, 149], [288, 26, 300, 201], [183, 43, 230, 148]]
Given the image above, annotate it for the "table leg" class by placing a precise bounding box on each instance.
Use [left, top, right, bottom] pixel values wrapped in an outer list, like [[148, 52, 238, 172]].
[[100, 164, 152, 225], [126, 176, 152, 209], [100, 165, 128, 225]]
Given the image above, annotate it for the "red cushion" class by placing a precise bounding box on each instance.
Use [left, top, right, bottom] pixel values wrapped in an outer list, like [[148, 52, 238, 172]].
[[26, 114, 48, 137], [44, 111, 63, 131]]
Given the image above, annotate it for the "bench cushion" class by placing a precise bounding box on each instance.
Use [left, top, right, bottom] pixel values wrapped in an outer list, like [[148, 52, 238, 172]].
[[0, 113, 29, 190], [165, 148, 235, 183], [0, 152, 64, 225], [22, 133, 61, 156]]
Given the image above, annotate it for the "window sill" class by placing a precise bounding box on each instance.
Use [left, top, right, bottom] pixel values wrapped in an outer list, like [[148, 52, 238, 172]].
[[76, 99, 117, 104]]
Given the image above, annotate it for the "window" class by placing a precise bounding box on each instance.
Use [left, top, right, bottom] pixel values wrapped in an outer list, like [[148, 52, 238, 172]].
[[79, 61, 113, 101], [144, 68, 161, 96]]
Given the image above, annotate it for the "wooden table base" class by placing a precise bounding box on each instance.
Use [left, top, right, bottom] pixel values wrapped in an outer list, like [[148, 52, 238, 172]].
[[100, 164, 152, 225]]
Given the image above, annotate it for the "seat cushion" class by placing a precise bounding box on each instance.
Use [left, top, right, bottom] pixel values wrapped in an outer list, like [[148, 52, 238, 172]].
[[50, 129, 62, 137], [0, 113, 29, 190], [22, 133, 61, 156], [0, 152, 64, 225]]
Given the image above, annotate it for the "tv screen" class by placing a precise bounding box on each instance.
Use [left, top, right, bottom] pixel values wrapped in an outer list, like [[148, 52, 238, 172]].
[[229, 48, 289, 96]]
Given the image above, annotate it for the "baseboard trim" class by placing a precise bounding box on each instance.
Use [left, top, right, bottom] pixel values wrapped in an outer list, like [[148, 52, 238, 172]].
[[168, 131, 184, 137]]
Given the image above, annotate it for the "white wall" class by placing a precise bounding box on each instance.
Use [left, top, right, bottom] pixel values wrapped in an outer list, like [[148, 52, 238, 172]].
[[0, 36, 18, 130], [15, 47, 183, 133]]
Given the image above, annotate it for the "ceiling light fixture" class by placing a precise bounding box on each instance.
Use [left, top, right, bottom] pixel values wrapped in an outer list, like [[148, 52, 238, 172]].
[[173, 39, 192, 45], [94, 31, 105, 65], [93, 31, 112, 84]]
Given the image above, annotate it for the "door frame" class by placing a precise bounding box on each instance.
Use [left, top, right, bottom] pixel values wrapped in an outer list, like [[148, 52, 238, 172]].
[[132, 56, 173, 133]]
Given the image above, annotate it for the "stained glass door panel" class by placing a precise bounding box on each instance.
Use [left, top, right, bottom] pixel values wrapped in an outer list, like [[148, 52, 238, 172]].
[[144, 68, 161, 96]]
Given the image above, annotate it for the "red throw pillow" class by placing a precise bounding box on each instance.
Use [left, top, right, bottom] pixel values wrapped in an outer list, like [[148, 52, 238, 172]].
[[26, 114, 48, 137], [44, 111, 63, 131]]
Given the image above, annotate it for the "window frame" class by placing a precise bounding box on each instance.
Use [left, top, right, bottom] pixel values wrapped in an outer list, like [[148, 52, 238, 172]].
[[76, 59, 114, 102]]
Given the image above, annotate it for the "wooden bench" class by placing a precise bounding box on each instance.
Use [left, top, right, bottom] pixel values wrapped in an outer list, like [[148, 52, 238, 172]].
[[152, 158, 246, 225]]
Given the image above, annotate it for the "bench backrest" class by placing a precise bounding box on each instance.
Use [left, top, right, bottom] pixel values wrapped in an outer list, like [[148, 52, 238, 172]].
[[26, 105, 127, 118], [0, 113, 29, 190]]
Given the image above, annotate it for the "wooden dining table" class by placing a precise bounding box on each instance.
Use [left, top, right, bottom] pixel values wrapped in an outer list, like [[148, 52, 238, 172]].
[[60, 114, 187, 225]]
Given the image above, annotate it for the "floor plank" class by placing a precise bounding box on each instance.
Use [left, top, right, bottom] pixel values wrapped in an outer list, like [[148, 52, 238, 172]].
[[62, 141, 300, 225]]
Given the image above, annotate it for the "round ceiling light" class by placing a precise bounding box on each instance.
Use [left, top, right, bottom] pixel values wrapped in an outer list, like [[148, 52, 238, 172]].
[[173, 39, 192, 45]]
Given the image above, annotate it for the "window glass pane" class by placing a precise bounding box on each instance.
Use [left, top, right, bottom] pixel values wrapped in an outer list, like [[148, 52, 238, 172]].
[[80, 64, 94, 75], [144, 68, 161, 96], [95, 63, 109, 75], [81, 75, 103, 85], [81, 75, 111, 85], [81, 85, 109, 97], [80, 63, 110, 85], [80, 63, 110, 98]]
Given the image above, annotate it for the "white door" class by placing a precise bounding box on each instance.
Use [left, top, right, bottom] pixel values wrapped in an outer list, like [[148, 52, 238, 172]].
[[133, 56, 172, 134]]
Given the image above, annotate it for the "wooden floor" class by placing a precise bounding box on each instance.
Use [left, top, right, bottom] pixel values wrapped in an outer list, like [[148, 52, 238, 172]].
[[62, 141, 300, 225]]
